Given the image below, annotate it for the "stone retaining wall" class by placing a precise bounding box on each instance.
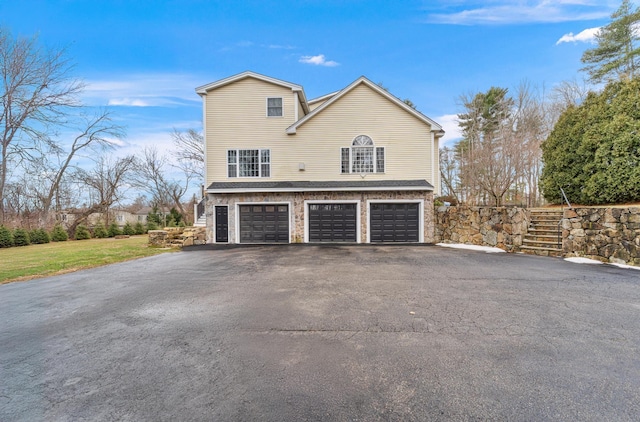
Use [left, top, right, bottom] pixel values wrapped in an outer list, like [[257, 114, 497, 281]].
[[563, 207, 640, 266], [148, 227, 207, 248], [434, 206, 529, 252]]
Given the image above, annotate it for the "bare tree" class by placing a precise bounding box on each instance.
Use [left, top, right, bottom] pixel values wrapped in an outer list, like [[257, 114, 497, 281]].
[[37, 111, 125, 222], [171, 128, 204, 181], [132, 146, 193, 220], [0, 28, 84, 224], [69, 155, 135, 235]]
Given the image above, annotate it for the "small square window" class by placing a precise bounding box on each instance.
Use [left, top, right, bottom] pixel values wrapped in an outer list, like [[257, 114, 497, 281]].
[[267, 97, 283, 117]]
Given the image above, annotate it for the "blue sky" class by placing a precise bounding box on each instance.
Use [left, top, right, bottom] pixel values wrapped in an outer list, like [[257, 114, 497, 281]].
[[0, 0, 629, 155]]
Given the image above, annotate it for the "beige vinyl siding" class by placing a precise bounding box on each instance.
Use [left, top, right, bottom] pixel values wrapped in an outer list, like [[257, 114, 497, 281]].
[[204, 78, 298, 185], [308, 99, 327, 111], [205, 79, 436, 187], [280, 83, 435, 183]]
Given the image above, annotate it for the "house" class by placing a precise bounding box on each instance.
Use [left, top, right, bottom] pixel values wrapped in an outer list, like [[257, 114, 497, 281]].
[[195, 71, 444, 244]]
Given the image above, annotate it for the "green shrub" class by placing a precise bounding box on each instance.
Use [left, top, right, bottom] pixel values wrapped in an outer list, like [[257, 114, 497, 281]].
[[12, 228, 30, 246], [30, 228, 50, 244], [0, 226, 14, 248], [166, 215, 176, 227], [93, 223, 108, 238], [134, 221, 146, 235], [51, 225, 68, 242], [146, 221, 158, 231], [75, 225, 91, 240], [122, 222, 135, 236], [107, 222, 121, 237]]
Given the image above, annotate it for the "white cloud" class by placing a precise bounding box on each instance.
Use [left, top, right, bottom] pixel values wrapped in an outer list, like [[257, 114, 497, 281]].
[[426, 1, 614, 25], [556, 27, 601, 44], [299, 54, 340, 67], [436, 114, 462, 146], [268, 44, 296, 50], [83, 73, 203, 108]]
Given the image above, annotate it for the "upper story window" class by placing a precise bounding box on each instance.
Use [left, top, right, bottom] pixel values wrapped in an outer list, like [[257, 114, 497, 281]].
[[341, 135, 385, 174], [228, 149, 271, 178], [267, 97, 283, 117]]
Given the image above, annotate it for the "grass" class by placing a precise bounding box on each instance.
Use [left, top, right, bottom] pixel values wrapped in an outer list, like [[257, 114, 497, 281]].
[[0, 235, 176, 284]]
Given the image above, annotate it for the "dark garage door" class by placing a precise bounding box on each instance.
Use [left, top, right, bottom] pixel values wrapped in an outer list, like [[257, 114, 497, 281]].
[[308, 203, 357, 242], [370, 203, 419, 242], [239, 204, 289, 243]]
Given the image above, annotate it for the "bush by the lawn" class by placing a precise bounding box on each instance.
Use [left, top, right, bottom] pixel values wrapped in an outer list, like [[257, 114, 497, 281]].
[[93, 223, 108, 238], [107, 222, 121, 237], [75, 225, 91, 240], [0, 226, 14, 248], [122, 222, 135, 236], [134, 222, 146, 235], [50, 225, 69, 242], [12, 228, 30, 246], [30, 228, 50, 244]]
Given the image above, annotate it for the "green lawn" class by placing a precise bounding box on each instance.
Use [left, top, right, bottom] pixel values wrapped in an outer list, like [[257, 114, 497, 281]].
[[0, 236, 175, 284]]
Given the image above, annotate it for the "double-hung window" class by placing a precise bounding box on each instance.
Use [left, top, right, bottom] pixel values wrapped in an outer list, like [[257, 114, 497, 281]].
[[228, 149, 270, 178], [267, 97, 283, 117], [341, 135, 385, 174]]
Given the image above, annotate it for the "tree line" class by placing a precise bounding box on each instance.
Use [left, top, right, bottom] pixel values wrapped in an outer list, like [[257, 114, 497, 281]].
[[0, 28, 204, 235], [442, 0, 640, 207]]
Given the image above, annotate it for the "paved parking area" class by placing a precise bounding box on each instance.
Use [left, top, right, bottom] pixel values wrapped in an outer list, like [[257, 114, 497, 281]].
[[1, 245, 639, 421]]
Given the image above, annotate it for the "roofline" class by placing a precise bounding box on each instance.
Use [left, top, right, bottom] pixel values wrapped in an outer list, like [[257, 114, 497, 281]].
[[195, 71, 309, 113], [206, 185, 434, 194], [308, 90, 340, 104], [286, 76, 444, 135]]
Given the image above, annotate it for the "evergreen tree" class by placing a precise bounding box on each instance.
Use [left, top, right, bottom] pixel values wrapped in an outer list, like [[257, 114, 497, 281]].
[[581, 0, 640, 83], [541, 78, 640, 204], [0, 225, 14, 248], [134, 221, 146, 235], [12, 228, 30, 246], [29, 228, 50, 244], [107, 222, 121, 237], [93, 223, 108, 238], [122, 222, 135, 235], [50, 225, 69, 242], [75, 225, 91, 240]]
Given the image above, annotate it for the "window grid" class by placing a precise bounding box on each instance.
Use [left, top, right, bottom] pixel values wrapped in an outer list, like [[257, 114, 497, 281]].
[[341, 136, 385, 174], [227, 149, 271, 178], [267, 97, 283, 117]]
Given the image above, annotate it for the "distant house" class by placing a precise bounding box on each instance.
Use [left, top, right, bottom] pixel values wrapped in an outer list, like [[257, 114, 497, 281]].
[[195, 71, 444, 244]]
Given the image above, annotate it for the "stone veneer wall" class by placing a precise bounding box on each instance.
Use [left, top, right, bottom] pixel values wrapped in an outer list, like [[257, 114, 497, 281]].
[[207, 190, 435, 244], [434, 206, 529, 252], [563, 207, 640, 266]]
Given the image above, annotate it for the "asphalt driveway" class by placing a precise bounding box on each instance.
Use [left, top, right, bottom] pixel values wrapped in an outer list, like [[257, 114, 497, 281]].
[[1, 245, 639, 421]]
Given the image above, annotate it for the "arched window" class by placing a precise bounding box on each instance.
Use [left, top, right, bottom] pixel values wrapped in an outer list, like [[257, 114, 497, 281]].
[[341, 135, 385, 174]]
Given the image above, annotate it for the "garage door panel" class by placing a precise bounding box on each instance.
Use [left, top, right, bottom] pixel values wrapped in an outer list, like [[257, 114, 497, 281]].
[[308, 203, 357, 242], [370, 203, 420, 242], [239, 204, 289, 243]]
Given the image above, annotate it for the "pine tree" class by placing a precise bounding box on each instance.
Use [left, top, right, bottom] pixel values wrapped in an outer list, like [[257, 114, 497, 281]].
[[0, 226, 14, 248], [581, 0, 640, 83], [12, 228, 30, 246]]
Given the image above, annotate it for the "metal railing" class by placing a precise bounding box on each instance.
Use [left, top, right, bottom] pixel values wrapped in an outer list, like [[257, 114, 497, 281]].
[[196, 198, 205, 221], [557, 187, 572, 250]]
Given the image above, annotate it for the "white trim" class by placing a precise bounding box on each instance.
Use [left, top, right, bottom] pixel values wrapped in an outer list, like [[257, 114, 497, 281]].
[[308, 90, 339, 105], [366, 200, 424, 243], [196, 71, 310, 114], [212, 204, 229, 244], [202, 94, 208, 187], [266, 96, 284, 118], [234, 201, 292, 244], [207, 185, 433, 194], [430, 131, 435, 192], [226, 148, 271, 178], [294, 92, 299, 122], [286, 76, 443, 135], [304, 200, 361, 244]]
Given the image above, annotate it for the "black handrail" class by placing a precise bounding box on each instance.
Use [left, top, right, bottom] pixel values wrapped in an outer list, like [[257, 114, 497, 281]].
[[196, 198, 205, 221]]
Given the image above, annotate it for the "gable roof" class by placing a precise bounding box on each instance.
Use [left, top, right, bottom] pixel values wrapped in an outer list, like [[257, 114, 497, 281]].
[[195, 70, 310, 114], [286, 76, 445, 137]]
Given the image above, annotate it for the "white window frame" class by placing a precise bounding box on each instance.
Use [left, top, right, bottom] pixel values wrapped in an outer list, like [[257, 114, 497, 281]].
[[227, 149, 271, 178], [266, 97, 283, 117], [341, 135, 385, 174]]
